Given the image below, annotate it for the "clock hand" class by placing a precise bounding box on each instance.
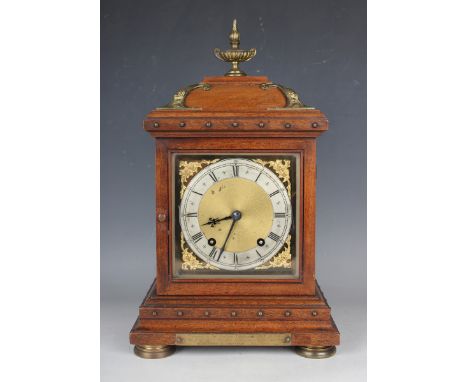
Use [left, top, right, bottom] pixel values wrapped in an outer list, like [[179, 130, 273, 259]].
[[201, 215, 232, 227], [218, 210, 242, 257]]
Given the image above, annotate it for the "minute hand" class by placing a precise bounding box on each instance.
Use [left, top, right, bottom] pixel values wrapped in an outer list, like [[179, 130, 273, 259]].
[[219, 219, 237, 257], [218, 210, 242, 257]]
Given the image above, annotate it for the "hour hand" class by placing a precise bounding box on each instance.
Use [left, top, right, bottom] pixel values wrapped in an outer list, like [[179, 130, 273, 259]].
[[201, 215, 232, 227]]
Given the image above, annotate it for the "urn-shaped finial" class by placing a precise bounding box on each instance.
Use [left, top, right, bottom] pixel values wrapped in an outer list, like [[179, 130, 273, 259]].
[[214, 19, 256, 77]]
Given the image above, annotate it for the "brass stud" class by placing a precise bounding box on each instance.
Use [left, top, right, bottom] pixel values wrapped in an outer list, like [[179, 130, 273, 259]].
[[284, 336, 291, 343], [257, 310, 264, 317], [312, 122, 319, 128], [176, 337, 183, 343], [179, 122, 186, 127], [284, 123, 292, 128], [205, 121, 212, 127], [231, 122, 239, 127], [204, 311, 210, 317], [284, 311, 291, 317], [152, 311, 158, 316], [312, 310, 318, 316], [153, 121, 159, 128], [231, 311, 237, 317], [177, 311, 183, 316], [157, 213, 166, 222], [258, 122, 265, 128]]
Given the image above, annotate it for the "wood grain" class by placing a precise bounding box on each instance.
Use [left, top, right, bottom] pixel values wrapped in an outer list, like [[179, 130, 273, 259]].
[[159, 137, 314, 296], [130, 75, 340, 350], [130, 279, 340, 347]]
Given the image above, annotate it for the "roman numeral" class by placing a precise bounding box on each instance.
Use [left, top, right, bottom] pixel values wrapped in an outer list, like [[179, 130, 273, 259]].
[[274, 212, 286, 218], [233, 253, 238, 264], [269, 190, 280, 198], [209, 247, 218, 259], [191, 190, 203, 196], [185, 212, 198, 217], [268, 232, 281, 242], [255, 171, 262, 182], [192, 232, 203, 243], [256, 250, 263, 258], [208, 172, 218, 182], [232, 165, 239, 177]]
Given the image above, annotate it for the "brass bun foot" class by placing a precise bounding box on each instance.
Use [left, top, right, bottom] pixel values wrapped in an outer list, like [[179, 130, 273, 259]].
[[134, 345, 176, 359], [295, 346, 336, 359]]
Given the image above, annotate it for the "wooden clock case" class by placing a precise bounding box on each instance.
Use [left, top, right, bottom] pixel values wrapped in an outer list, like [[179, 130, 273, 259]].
[[129, 75, 340, 359]]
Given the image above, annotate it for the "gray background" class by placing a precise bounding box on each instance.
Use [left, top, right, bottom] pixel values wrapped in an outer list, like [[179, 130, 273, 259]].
[[101, 0, 366, 381]]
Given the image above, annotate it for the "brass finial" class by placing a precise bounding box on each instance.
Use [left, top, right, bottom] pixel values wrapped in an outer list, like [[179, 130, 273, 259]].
[[214, 19, 256, 77], [229, 19, 240, 49]]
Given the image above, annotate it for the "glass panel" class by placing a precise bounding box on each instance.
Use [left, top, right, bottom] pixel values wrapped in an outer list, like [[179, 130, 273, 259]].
[[172, 153, 300, 279]]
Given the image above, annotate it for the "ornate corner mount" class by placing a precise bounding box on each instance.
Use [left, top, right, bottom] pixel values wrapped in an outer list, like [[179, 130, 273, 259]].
[[179, 158, 220, 199], [260, 83, 315, 110], [253, 158, 291, 198], [255, 235, 292, 269], [214, 19, 256, 77], [181, 233, 218, 271], [157, 83, 211, 110]]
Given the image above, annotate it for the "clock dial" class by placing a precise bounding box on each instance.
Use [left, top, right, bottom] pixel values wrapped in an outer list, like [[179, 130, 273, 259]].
[[179, 158, 292, 271]]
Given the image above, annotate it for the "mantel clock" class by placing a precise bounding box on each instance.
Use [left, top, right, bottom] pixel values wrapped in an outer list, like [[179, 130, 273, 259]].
[[130, 20, 340, 359]]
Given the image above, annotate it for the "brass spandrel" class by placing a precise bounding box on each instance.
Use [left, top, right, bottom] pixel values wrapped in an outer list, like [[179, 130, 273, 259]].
[[255, 235, 292, 270], [179, 158, 220, 199], [253, 158, 292, 198], [180, 232, 218, 271]]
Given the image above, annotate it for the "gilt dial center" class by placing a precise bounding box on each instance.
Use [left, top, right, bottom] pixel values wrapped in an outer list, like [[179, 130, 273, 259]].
[[198, 177, 273, 253]]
